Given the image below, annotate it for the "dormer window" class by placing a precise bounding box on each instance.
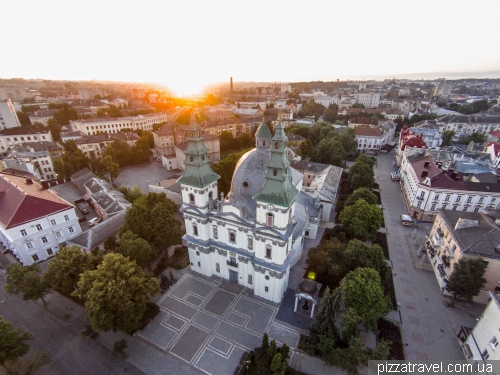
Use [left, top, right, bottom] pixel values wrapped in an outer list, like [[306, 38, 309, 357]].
[[275, 142, 279, 149]]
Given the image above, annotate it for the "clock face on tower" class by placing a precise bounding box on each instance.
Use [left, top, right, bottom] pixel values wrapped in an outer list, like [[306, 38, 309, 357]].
[[267, 204, 274, 211]]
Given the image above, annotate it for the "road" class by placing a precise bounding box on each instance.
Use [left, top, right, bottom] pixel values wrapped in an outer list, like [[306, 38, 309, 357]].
[[375, 150, 483, 361], [0, 271, 143, 375]]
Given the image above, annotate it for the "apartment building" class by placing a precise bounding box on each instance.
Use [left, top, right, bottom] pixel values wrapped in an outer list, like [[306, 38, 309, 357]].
[[0, 99, 22, 130], [426, 210, 500, 304], [75, 132, 139, 159], [0, 172, 82, 265], [0, 128, 54, 154], [70, 113, 167, 135]]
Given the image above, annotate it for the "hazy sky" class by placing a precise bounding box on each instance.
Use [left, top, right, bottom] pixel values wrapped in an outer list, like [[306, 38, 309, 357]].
[[1, 0, 499, 95]]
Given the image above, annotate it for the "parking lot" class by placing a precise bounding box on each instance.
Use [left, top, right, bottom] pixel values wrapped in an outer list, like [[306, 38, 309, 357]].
[[115, 160, 181, 193]]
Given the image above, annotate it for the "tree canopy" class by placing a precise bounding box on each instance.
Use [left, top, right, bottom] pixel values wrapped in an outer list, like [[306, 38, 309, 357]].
[[339, 199, 383, 242], [119, 230, 155, 268], [348, 162, 375, 190], [344, 188, 378, 207], [442, 130, 455, 146], [73, 253, 160, 332], [446, 257, 487, 306], [341, 267, 392, 333], [43, 246, 101, 295], [118, 192, 182, 253], [5, 264, 51, 305], [0, 317, 32, 366]]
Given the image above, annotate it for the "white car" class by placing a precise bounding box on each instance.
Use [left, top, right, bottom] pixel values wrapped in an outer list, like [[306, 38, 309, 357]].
[[87, 217, 100, 227]]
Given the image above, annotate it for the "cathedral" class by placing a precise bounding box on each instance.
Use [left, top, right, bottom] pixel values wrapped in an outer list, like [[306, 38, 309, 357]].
[[177, 120, 321, 303]]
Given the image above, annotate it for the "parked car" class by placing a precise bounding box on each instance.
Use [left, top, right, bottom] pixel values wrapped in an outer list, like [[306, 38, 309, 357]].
[[87, 217, 100, 227], [400, 214, 414, 226]]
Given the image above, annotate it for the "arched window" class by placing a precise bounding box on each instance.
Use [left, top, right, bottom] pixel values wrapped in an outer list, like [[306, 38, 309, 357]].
[[267, 213, 274, 227], [266, 246, 272, 259], [213, 225, 218, 238], [202, 155, 205, 161], [209, 191, 213, 200], [263, 141, 266, 146], [197, 131, 201, 137], [273, 169, 277, 176], [216, 263, 220, 273], [275, 142, 279, 149], [229, 232, 236, 243], [248, 274, 252, 284], [190, 155, 194, 162], [189, 194, 195, 204], [193, 224, 198, 236]]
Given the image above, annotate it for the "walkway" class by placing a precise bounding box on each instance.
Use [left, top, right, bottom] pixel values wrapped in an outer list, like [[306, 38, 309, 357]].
[[375, 150, 484, 361]]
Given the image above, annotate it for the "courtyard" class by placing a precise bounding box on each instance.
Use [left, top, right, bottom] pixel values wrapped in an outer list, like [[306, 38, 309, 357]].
[[138, 273, 304, 375]]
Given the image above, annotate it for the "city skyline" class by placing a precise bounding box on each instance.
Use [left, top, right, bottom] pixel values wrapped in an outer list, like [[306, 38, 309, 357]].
[[1, 0, 499, 95]]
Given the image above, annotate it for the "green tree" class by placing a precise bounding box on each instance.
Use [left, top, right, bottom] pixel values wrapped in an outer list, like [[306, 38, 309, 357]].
[[5, 264, 51, 305], [464, 132, 486, 144], [73, 253, 160, 333], [16, 112, 31, 126], [330, 140, 345, 166], [341, 268, 391, 332], [322, 104, 339, 123], [236, 132, 253, 149], [337, 128, 358, 154], [220, 131, 234, 151], [43, 246, 98, 295], [446, 257, 487, 307], [339, 199, 383, 241], [355, 154, 376, 168], [0, 317, 32, 366], [106, 105, 123, 118], [319, 334, 389, 375], [118, 193, 182, 252], [53, 104, 78, 125], [344, 240, 389, 282], [1, 350, 51, 375], [351, 103, 365, 109], [101, 155, 120, 182], [211, 150, 247, 195], [344, 187, 378, 207], [348, 163, 375, 190], [46, 118, 61, 142], [118, 185, 143, 203], [119, 230, 155, 268], [442, 130, 455, 146], [298, 138, 313, 159]]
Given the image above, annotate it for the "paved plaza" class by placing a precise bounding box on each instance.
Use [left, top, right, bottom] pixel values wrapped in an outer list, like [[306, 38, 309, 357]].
[[138, 273, 304, 375]]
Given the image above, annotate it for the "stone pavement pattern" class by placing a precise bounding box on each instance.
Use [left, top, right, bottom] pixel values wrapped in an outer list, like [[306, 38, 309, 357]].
[[139, 273, 305, 375], [375, 150, 484, 361]]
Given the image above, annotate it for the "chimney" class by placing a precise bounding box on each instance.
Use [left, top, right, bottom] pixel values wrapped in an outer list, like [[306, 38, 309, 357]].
[[25, 178, 32, 184], [424, 161, 430, 168], [421, 170, 428, 178], [452, 172, 458, 180]]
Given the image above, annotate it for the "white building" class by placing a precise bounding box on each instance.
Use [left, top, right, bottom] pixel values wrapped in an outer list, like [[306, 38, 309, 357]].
[[178, 121, 321, 303], [237, 102, 266, 110], [0, 128, 54, 155], [78, 89, 106, 100], [0, 88, 29, 101], [355, 125, 392, 152], [399, 152, 500, 222], [314, 96, 339, 108], [0, 99, 22, 130], [356, 92, 380, 108], [0, 172, 82, 265], [28, 109, 58, 126], [70, 113, 168, 135], [436, 114, 500, 142], [458, 292, 500, 360], [2, 141, 61, 181]]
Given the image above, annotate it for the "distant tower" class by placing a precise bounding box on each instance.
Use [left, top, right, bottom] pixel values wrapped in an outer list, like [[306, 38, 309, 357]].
[[230, 77, 233, 100]]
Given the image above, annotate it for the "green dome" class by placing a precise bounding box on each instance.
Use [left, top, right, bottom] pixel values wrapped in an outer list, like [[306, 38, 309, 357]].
[[255, 122, 272, 139]]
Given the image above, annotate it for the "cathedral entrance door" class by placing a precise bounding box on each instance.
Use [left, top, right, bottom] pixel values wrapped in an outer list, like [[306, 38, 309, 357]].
[[229, 270, 238, 283]]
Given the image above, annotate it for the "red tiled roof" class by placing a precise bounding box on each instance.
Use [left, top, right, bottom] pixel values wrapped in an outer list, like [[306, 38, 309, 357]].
[[0, 174, 73, 229], [410, 157, 466, 190], [489, 130, 500, 137], [355, 125, 384, 137]]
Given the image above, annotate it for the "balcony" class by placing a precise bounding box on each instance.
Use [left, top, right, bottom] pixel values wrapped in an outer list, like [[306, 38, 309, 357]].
[[416, 196, 425, 201], [437, 228, 444, 237], [441, 254, 451, 267], [226, 260, 238, 268]]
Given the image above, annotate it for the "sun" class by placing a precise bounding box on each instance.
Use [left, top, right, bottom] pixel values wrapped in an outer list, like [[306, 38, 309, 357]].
[[162, 77, 208, 97]]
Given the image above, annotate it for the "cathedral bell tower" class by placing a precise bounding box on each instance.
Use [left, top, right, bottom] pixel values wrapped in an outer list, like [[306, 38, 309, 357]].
[[177, 123, 220, 214], [253, 121, 299, 233]]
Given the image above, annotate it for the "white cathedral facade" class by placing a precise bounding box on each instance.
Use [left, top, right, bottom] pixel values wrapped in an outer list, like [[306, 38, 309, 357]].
[[177, 121, 321, 303]]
